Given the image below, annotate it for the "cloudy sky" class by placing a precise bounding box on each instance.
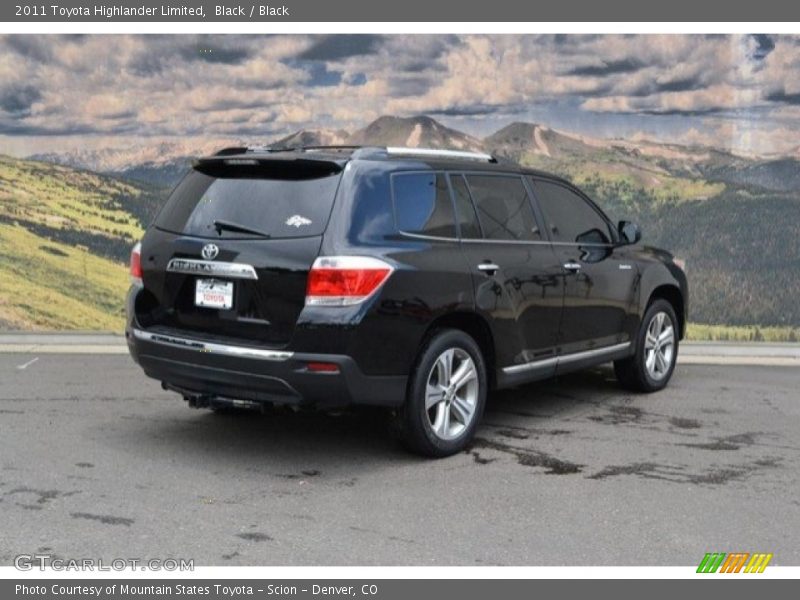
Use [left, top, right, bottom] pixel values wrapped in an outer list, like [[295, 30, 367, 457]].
[[2, 33, 800, 156]]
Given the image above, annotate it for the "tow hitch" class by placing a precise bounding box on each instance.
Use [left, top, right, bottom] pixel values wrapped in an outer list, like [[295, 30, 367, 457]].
[[161, 382, 266, 412]]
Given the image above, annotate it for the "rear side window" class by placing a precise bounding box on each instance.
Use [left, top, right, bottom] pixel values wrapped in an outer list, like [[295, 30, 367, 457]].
[[392, 172, 457, 238], [449, 175, 482, 239], [465, 175, 541, 241], [531, 179, 612, 244], [155, 168, 341, 239]]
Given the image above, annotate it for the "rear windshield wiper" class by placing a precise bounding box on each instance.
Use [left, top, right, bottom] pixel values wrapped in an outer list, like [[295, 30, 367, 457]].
[[213, 219, 272, 238]]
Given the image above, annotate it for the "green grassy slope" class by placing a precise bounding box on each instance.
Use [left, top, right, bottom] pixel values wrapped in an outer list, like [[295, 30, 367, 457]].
[[0, 155, 163, 331]]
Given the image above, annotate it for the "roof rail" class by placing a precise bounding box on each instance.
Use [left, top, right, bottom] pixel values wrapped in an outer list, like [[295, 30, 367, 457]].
[[212, 145, 499, 164], [294, 145, 364, 152], [245, 144, 367, 154], [385, 147, 496, 163]]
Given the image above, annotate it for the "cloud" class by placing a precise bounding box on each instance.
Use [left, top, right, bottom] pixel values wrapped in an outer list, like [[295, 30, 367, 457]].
[[0, 85, 41, 116], [1, 33, 800, 156], [766, 90, 800, 105], [751, 34, 775, 60], [296, 35, 383, 61], [566, 58, 644, 77]]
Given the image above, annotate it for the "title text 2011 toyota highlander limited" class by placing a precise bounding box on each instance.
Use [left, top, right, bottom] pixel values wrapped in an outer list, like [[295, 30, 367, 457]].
[[126, 146, 688, 457]]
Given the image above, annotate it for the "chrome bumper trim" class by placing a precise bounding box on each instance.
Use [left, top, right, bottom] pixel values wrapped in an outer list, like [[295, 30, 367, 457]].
[[503, 341, 631, 374], [132, 329, 293, 362]]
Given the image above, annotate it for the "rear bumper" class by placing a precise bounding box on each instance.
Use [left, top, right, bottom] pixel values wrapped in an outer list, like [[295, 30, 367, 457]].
[[126, 327, 406, 409]]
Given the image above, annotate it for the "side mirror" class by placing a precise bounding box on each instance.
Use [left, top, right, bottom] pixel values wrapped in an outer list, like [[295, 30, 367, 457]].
[[618, 221, 641, 245]]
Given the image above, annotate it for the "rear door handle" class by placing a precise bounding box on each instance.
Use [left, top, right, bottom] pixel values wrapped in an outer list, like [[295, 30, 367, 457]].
[[563, 262, 582, 272], [477, 263, 500, 275]]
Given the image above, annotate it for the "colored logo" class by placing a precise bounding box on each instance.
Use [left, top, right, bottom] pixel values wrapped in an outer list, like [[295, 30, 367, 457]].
[[697, 552, 773, 573]]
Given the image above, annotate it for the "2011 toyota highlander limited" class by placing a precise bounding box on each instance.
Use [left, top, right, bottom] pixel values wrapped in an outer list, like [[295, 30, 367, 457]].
[[126, 145, 688, 457]]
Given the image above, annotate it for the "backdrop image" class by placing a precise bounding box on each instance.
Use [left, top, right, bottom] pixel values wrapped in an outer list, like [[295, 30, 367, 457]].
[[1, 34, 799, 337]]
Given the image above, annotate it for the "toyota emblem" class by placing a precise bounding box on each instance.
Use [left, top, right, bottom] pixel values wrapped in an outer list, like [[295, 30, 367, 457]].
[[201, 243, 219, 260]]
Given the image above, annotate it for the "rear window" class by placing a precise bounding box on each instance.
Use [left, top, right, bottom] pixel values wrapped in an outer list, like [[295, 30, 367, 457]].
[[391, 172, 456, 238], [155, 168, 341, 239]]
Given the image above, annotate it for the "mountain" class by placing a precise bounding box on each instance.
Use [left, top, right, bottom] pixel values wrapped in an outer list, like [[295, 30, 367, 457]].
[[0, 155, 161, 330], [29, 139, 238, 173], [112, 159, 192, 188], [486, 122, 727, 210], [484, 121, 800, 193], [348, 115, 484, 150], [27, 115, 800, 194], [485, 122, 600, 160], [15, 115, 800, 329], [270, 128, 350, 149], [29, 139, 244, 190], [697, 158, 800, 193], [268, 116, 485, 153]]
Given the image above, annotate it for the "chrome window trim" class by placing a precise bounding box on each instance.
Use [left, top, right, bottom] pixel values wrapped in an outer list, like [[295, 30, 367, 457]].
[[459, 237, 613, 247], [503, 341, 631, 374], [396, 232, 615, 248], [166, 258, 258, 280], [397, 231, 461, 243], [132, 329, 293, 362]]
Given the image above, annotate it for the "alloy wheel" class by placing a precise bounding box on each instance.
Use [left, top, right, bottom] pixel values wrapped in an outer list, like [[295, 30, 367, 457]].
[[644, 311, 675, 381], [425, 348, 479, 440]]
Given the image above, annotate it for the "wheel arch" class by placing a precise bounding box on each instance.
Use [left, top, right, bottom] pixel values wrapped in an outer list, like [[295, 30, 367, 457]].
[[420, 311, 497, 389], [646, 284, 686, 339]]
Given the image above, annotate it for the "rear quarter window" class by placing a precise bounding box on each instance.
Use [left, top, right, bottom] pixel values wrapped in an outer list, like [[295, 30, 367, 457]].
[[391, 172, 457, 238], [155, 168, 341, 239]]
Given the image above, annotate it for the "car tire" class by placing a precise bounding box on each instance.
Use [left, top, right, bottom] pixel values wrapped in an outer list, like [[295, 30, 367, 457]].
[[614, 299, 679, 392], [396, 329, 487, 458]]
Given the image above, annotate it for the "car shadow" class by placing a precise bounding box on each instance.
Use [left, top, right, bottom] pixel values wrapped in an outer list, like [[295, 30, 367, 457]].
[[110, 366, 628, 473]]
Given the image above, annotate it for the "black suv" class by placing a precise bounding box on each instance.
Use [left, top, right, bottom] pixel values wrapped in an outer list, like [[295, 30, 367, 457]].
[[126, 146, 688, 457]]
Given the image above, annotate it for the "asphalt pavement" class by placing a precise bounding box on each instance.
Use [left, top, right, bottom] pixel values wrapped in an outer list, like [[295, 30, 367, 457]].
[[0, 347, 798, 566]]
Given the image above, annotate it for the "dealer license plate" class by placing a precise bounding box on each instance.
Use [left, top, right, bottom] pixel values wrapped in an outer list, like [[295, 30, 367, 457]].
[[195, 279, 233, 310]]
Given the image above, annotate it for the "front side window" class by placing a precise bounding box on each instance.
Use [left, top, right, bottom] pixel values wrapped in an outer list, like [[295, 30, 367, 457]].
[[392, 172, 456, 238], [532, 180, 613, 245], [465, 175, 540, 241]]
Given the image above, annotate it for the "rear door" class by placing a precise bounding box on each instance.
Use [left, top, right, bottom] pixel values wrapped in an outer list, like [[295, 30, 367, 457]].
[[136, 158, 342, 346], [453, 173, 563, 372], [529, 177, 637, 356]]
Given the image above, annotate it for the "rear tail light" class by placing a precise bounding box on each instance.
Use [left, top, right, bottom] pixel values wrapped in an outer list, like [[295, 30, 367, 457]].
[[130, 242, 143, 283], [305, 256, 394, 306]]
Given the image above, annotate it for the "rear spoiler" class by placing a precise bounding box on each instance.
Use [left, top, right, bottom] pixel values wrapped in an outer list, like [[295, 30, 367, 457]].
[[192, 156, 344, 180]]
